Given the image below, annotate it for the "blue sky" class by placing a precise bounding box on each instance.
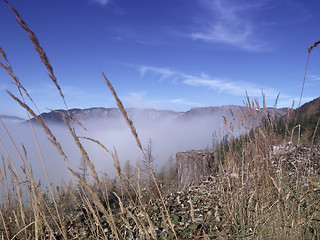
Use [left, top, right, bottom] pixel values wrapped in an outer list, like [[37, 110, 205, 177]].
[[0, 0, 320, 118]]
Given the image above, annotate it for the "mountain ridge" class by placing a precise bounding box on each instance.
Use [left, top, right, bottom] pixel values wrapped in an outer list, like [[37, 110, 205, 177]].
[[22, 105, 288, 126], [0, 115, 25, 121], [0, 104, 295, 126], [292, 96, 320, 119]]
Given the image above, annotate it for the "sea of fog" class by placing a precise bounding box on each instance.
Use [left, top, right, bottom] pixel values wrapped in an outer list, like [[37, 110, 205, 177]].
[[0, 115, 241, 187]]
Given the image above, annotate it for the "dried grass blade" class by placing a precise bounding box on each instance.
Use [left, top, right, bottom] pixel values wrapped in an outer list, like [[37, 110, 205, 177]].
[[102, 72, 144, 152], [10, 220, 37, 240], [49, 109, 87, 131], [61, 116, 100, 186], [68, 168, 120, 240], [102, 72, 178, 239], [6, 91, 68, 161]]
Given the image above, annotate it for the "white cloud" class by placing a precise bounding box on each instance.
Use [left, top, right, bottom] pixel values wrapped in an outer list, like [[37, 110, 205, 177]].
[[139, 65, 279, 98], [183, 76, 280, 99], [191, 0, 268, 51], [169, 98, 203, 107], [183, 77, 243, 95]]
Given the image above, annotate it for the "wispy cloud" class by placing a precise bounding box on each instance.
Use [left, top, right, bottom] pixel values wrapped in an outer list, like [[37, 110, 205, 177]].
[[90, 0, 109, 6], [138, 65, 316, 108], [183, 75, 247, 96], [169, 98, 204, 107], [121, 91, 204, 110], [139, 66, 176, 81], [309, 75, 320, 81], [122, 91, 159, 108], [139, 65, 279, 98], [0, 84, 6, 91], [304, 74, 320, 88], [183, 76, 281, 99], [191, 0, 268, 51]]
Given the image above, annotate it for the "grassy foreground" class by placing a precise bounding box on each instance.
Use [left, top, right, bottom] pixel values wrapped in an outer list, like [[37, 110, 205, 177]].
[[0, 1, 319, 239]]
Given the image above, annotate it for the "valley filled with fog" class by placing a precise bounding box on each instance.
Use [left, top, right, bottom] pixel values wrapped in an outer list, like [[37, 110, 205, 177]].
[[0, 115, 219, 186], [0, 106, 284, 186]]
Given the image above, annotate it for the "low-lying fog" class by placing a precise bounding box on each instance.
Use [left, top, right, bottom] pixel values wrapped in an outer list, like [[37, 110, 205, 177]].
[[0, 113, 244, 187]]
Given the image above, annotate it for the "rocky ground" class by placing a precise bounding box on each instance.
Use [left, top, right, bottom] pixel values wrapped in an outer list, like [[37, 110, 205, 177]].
[[50, 142, 319, 239]]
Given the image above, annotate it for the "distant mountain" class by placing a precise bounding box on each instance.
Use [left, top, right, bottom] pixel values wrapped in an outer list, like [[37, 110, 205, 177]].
[[29, 107, 180, 125], [292, 96, 320, 119], [28, 105, 288, 127], [0, 115, 25, 122], [180, 105, 287, 119], [32, 108, 122, 123]]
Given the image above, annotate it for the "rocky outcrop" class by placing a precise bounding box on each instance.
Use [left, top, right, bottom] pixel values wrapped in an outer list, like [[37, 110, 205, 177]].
[[270, 141, 297, 156], [270, 141, 320, 178], [176, 151, 218, 191]]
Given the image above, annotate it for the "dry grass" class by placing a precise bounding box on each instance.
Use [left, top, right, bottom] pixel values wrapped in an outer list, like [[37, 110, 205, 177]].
[[213, 103, 320, 239], [0, 1, 319, 239]]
